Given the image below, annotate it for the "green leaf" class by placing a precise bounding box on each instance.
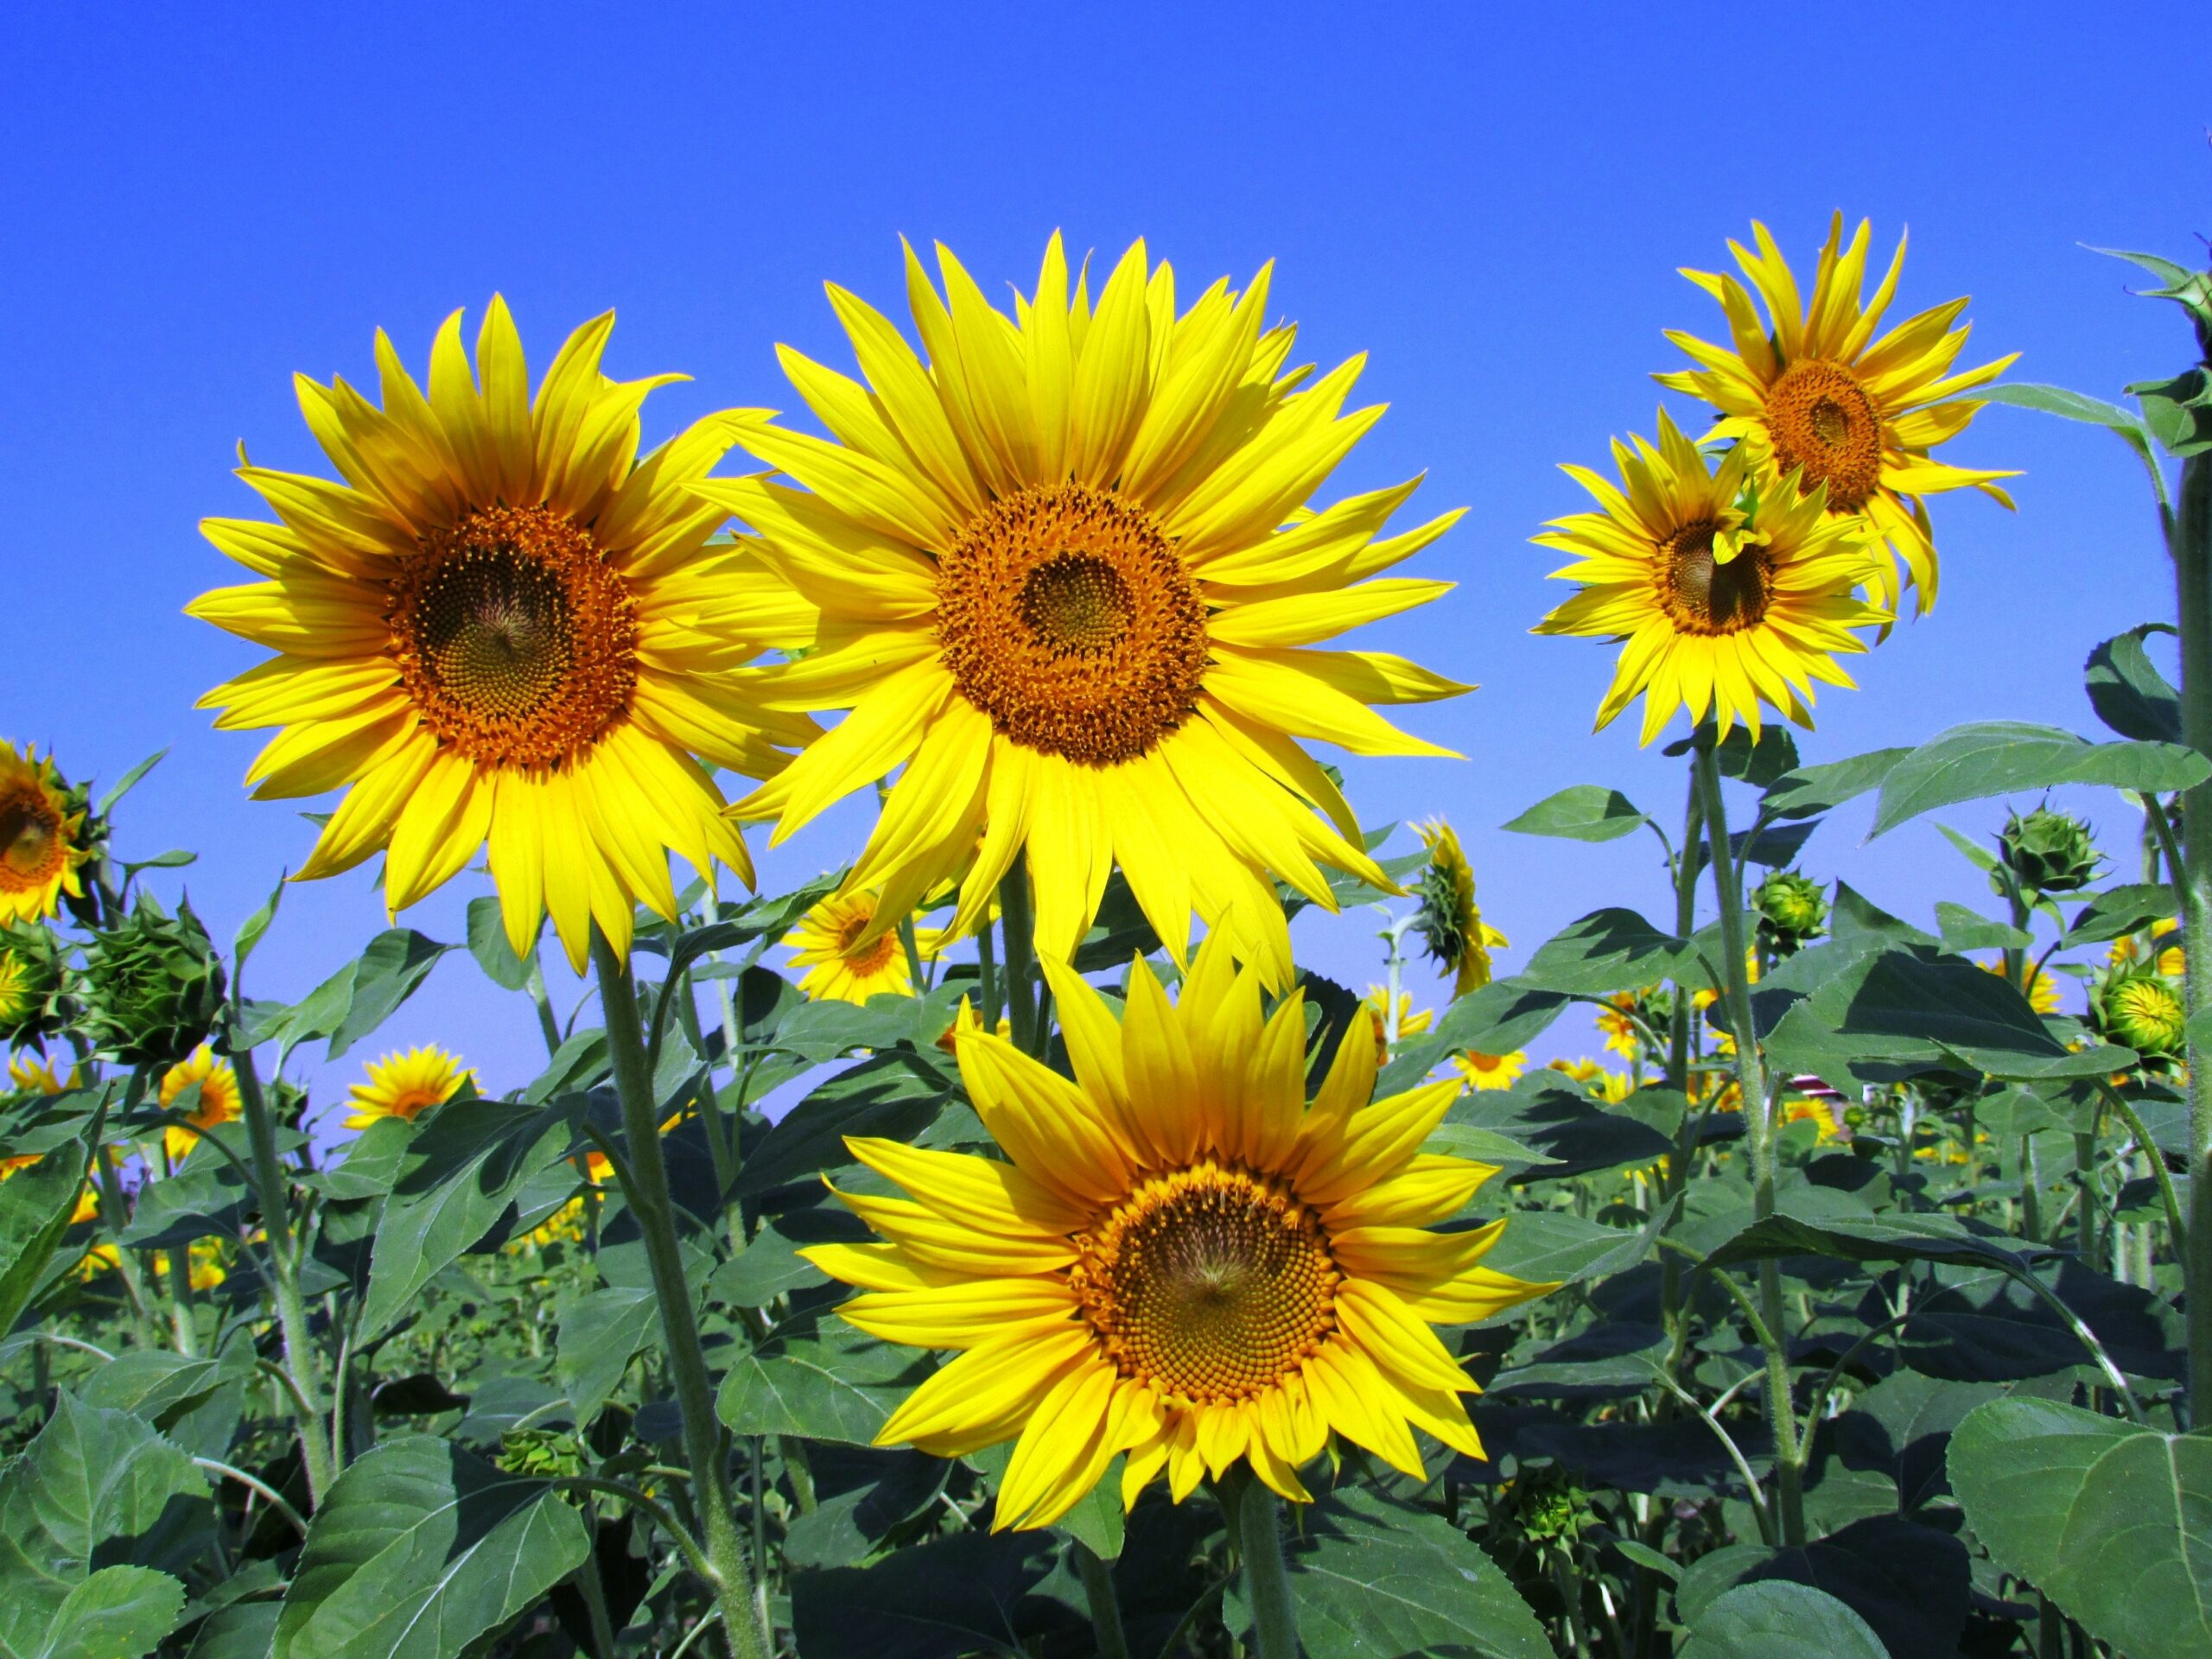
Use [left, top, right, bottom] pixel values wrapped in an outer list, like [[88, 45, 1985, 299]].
[[1481, 1201, 1674, 1290], [1714, 725, 1802, 787], [78, 1352, 235, 1425], [554, 1287, 654, 1422], [1515, 909, 1696, 996], [1700, 1194, 2027, 1277], [94, 750, 166, 817], [270, 929, 450, 1059], [1870, 721, 2210, 836], [767, 995, 935, 1063], [0, 1134, 92, 1332], [1934, 902, 2030, 954], [2085, 626, 2183, 743], [716, 1319, 929, 1445], [2063, 881, 2177, 946], [705, 1220, 830, 1307], [1376, 981, 1571, 1095], [1763, 747, 1910, 822], [2130, 365, 2212, 458], [732, 1053, 951, 1198], [1273, 1484, 1551, 1659], [1680, 1581, 1885, 1659], [273, 1435, 588, 1659], [463, 897, 533, 993], [1948, 1398, 2212, 1659], [1501, 785, 1648, 842], [1421, 1121, 1557, 1168], [232, 878, 285, 976], [359, 1101, 574, 1337], [788, 1529, 1076, 1659], [1976, 382, 2173, 500], [29, 1565, 186, 1659]]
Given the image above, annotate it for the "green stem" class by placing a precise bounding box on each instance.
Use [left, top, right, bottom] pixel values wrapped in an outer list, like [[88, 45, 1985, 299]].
[[589, 930, 770, 1659], [1072, 1540, 1130, 1659], [89, 1128, 160, 1351], [525, 956, 563, 1059], [1225, 1469, 1300, 1659], [575, 1523, 620, 1659], [2100, 1081, 2187, 1262], [1691, 736, 1802, 1546], [976, 918, 1000, 1030], [2173, 448, 2212, 1428], [997, 851, 1041, 1057], [896, 912, 927, 996]]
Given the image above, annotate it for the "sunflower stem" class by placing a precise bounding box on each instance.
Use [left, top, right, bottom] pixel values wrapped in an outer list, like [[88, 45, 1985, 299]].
[[590, 929, 770, 1659], [976, 919, 1000, 1031], [2171, 447, 2212, 1428], [1690, 734, 1803, 1547], [1071, 1539, 1130, 1659], [998, 851, 1043, 1057], [1226, 1469, 1301, 1659]]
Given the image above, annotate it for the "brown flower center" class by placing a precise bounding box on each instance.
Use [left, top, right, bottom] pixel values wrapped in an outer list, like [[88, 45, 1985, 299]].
[[1764, 359, 1884, 512], [0, 785, 63, 891], [386, 505, 637, 771], [1656, 521, 1773, 636], [1070, 1161, 1338, 1403], [834, 909, 901, 976], [937, 484, 1208, 766]]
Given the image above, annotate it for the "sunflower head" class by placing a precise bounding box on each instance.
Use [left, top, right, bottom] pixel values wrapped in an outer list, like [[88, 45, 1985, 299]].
[[703, 234, 1467, 988], [803, 934, 1556, 1528], [0, 742, 93, 928], [78, 892, 226, 1068], [1752, 870, 1829, 955], [785, 889, 943, 1005], [188, 300, 817, 970], [1996, 806, 2102, 898], [345, 1045, 474, 1130], [1656, 214, 2018, 619], [1454, 1049, 1525, 1092], [1411, 820, 1505, 999], [160, 1042, 243, 1160], [0, 925, 66, 1046], [2101, 971, 2187, 1057]]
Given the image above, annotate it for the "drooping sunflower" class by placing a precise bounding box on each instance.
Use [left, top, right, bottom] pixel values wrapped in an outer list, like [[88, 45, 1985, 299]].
[[160, 1043, 241, 1160], [784, 888, 946, 1003], [188, 302, 820, 969], [1454, 1049, 1525, 1093], [804, 937, 1554, 1527], [1410, 820, 1505, 998], [344, 1045, 473, 1129], [1656, 215, 2016, 619], [0, 743, 91, 926], [1535, 410, 1890, 743], [698, 236, 1467, 986]]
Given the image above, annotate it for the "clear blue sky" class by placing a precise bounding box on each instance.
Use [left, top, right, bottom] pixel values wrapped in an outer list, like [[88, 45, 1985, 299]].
[[3, 4, 2204, 1115]]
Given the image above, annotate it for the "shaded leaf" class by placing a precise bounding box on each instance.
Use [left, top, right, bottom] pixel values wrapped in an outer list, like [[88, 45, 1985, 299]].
[[1680, 1581, 1885, 1659], [1870, 721, 2209, 836], [2085, 626, 2183, 743]]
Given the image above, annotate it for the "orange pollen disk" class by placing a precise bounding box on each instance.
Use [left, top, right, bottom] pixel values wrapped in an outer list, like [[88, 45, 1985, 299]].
[[936, 484, 1209, 767], [385, 504, 638, 772], [834, 910, 901, 976], [0, 784, 64, 892], [1655, 520, 1773, 637], [1069, 1160, 1339, 1404], [1764, 359, 1885, 512]]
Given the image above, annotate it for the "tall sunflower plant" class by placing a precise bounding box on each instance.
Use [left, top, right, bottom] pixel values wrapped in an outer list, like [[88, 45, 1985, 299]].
[[5, 228, 2212, 1659]]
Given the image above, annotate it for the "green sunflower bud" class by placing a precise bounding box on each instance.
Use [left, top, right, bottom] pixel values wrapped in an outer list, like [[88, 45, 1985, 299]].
[[2099, 970, 2188, 1057], [496, 1427, 586, 1488], [0, 924, 66, 1045], [1994, 806, 2103, 897], [76, 892, 226, 1067], [1752, 870, 1827, 953]]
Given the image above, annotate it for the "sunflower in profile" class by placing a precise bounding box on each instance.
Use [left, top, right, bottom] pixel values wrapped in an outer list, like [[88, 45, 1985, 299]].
[[1411, 821, 1505, 998], [160, 1044, 241, 1160], [1656, 215, 2016, 618], [804, 935, 1554, 1528], [344, 1045, 473, 1129], [188, 301, 819, 969], [1535, 410, 1889, 743], [784, 889, 945, 1003], [1454, 1050, 1525, 1093], [0, 743, 91, 926], [698, 236, 1466, 986], [1363, 987, 1432, 1052]]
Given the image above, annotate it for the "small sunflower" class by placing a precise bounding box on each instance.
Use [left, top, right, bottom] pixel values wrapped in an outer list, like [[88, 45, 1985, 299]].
[[188, 301, 820, 969], [2101, 972, 2186, 1057], [7, 1053, 79, 1094], [1363, 988, 1433, 1051], [1411, 821, 1506, 998], [701, 235, 1468, 987], [160, 1043, 242, 1160], [1783, 1096, 1847, 1145], [1656, 215, 2017, 618], [1596, 993, 1642, 1058], [1454, 1050, 1525, 1092], [345, 1045, 473, 1129], [1535, 410, 1890, 744], [2108, 918, 2184, 979], [784, 889, 946, 1004], [936, 995, 1014, 1055], [804, 936, 1555, 1527], [0, 743, 91, 926]]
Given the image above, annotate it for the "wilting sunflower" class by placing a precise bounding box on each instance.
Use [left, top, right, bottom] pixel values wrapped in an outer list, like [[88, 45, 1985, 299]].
[[160, 1044, 241, 1160], [1656, 215, 2016, 618], [1411, 821, 1505, 998], [1535, 410, 1889, 743], [0, 743, 90, 926], [188, 302, 819, 969], [784, 889, 946, 1003], [804, 937, 1554, 1526], [700, 236, 1466, 986], [344, 1045, 473, 1129], [1454, 1050, 1525, 1092]]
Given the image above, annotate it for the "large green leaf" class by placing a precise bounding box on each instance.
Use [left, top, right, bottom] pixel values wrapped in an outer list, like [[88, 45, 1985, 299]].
[[264, 929, 450, 1059], [732, 1053, 952, 1198], [0, 1133, 92, 1332], [1763, 748, 1910, 822], [1515, 909, 1697, 996], [788, 1529, 1081, 1659], [1267, 1485, 1550, 1659], [22, 1565, 186, 1659], [1673, 1516, 1967, 1659], [2085, 626, 2183, 743], [1948, 1398, 2212, 1659], [716, 1318, 930, 1445], [2062, 881, 2178, 946], [1679, 1581, 1885, 1659], [1501, 785, 1648, 842], [1376, 981, 1571, 1094], [554, 1287, 654, 1423], [1869, 721, 2209, 836], [463, 896, 534, 992], [273, 1435, 587, 1659], [1700, 1194, 2027, 1278]]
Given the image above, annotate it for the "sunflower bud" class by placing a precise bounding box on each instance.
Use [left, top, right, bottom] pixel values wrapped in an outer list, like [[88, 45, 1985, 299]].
[[2098, 970, 2188, 1058], [1412, 819, 1506, 998], [1752, 871, 1827, 955], [1994, 806, 2102, 897], [76, 892, 226, 1066], [497, 1427, 587, 1488], [0, 924, 67, 1045]]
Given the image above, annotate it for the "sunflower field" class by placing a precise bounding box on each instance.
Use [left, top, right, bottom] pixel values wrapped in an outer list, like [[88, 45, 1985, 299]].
[[3, 221, 2209, 1659]]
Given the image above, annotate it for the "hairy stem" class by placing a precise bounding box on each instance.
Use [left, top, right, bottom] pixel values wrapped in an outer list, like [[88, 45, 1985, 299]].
[[1226, 1470, 1300, 1659], [2175, 449, 2212, 1427]]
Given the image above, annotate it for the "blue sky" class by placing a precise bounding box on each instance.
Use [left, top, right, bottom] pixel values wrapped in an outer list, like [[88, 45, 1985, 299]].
[[3, 4, 2205, 1116]]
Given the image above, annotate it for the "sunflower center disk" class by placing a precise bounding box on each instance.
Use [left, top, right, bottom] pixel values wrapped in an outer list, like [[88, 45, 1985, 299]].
[[1071, 1161, 1339, 1403], [386, 505, 638, 771], [937, 484, 1209, 767], [1656, 523, 1772, 637], [1764, 359, 1884, 512], [834, 911, 900, 975], [0, 790, 61, 887]]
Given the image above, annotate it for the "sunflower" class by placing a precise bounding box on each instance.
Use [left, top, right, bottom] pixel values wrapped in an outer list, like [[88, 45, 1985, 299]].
[[187, 301, 819, 969], [784, 888, 946, 1003], [1363, 988, 1433, 1051], [344, 1045, 473, 1129], [2101, 972, 2186, 1056], [804, 937, 1554, 1526], [1596, 993, 1643, 1058], [1656, 215, 2016, 618], [699, 236, 1466, 987], [1411, 821, 1506, 998], [936, 996, 1014, 1055], [7, 1053, 79, 1094], [160, 1043, 241, 1160], [0, 743, 91, 926], [1454, 1050, 1525, 1092], [1535, 410, 1891, 744], [0, 954, 35, 1032], [1980, 957, 2060, 1015], [2108, 918, 2184, 979]]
